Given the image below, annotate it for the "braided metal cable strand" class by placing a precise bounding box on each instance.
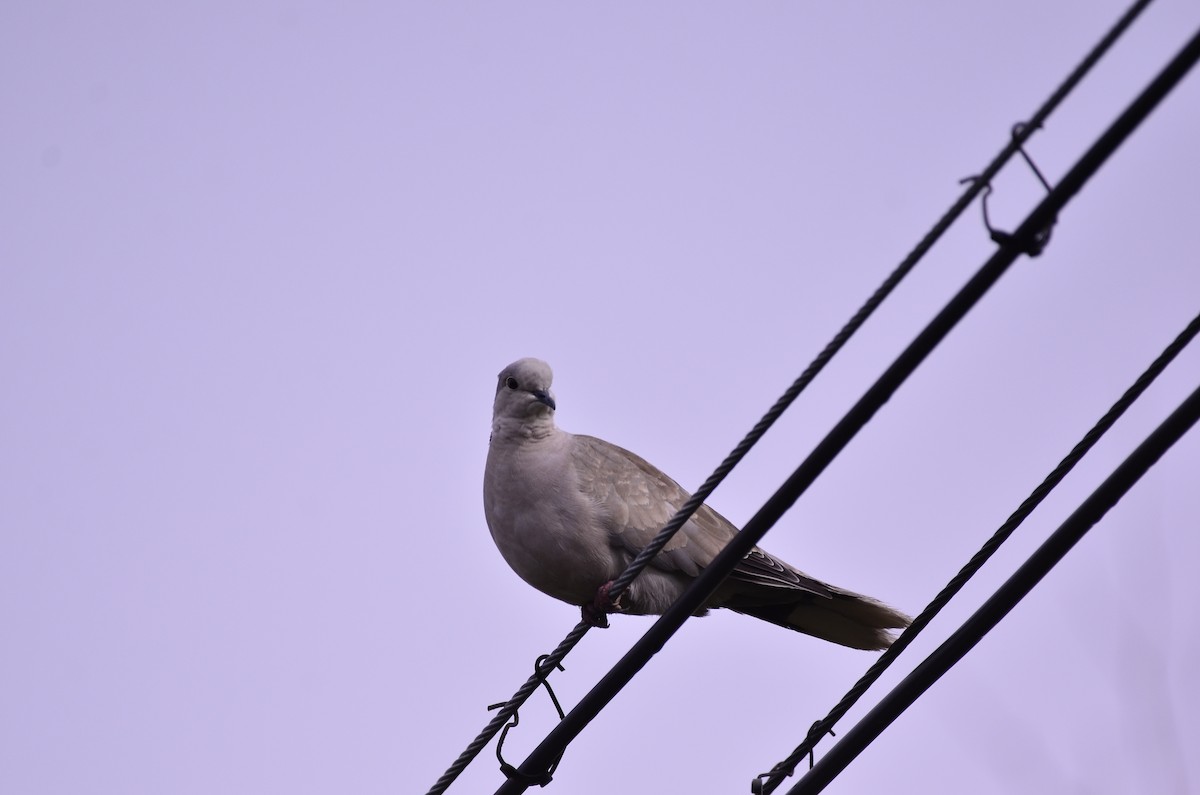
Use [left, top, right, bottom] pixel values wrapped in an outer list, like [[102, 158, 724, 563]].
[[424, 3, 1155, 792], [757, 309, 1200, 793], [596, 0, 1157, 618], [424, 175, 985, 795], [787, 378, 1200, 795], [494, 18, 1200, 792]]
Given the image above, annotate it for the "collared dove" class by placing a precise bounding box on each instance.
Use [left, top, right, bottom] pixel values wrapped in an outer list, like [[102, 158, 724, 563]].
[[483, 357, 911, 650]]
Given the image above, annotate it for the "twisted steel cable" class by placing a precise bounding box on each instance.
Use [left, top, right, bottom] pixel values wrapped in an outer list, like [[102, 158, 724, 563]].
[[424, 2, 1157, 792], [757, 310, 1200, 793]]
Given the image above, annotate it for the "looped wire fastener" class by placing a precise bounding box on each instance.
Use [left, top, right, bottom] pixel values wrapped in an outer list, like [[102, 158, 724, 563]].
[[488, 655, 567, 787], [961, 121, 1058, 257], [752, 722, 836, 793]]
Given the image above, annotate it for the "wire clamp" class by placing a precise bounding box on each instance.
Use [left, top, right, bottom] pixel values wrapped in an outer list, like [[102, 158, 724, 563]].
[[752, 722, 835, 793], [962, 122, 1058, 257], [488, 655, 567, 787]]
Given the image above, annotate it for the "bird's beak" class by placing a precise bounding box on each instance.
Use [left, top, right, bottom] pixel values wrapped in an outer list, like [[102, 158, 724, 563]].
[[533, 390, 556, 410]]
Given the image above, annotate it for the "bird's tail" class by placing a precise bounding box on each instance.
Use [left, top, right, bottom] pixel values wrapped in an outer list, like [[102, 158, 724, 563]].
[[731, 591, 912, 651]]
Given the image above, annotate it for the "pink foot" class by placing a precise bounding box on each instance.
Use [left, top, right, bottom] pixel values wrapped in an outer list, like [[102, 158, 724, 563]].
[[581, 580, 623, 628]]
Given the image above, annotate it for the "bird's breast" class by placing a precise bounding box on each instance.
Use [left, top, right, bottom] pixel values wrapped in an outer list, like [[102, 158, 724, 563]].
[[484, 440, 617, 605]]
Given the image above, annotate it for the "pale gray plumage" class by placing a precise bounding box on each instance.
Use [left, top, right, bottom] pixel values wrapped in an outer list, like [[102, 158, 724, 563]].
[[483, 357, 911, 650]]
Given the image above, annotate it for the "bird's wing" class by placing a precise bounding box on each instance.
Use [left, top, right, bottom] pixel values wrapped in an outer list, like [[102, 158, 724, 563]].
[[570, 434, 832, 598]]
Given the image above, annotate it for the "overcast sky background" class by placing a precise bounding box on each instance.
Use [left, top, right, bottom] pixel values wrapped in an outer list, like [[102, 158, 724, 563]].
[[3, 3, 1200, 794]]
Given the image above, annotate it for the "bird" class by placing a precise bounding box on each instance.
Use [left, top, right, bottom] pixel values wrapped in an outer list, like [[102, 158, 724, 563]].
[[483, 357, 911, 650]]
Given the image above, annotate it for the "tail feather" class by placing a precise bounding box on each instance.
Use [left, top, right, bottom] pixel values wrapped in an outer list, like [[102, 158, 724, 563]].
[[729, 592, 912, 651]]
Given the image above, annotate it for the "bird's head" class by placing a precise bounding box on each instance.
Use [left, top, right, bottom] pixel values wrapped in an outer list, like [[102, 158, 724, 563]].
[[492, 358, 557, 436]]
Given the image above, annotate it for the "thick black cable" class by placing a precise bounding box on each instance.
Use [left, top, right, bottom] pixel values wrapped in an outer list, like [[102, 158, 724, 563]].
[[756, 308, 1200, 793], [786, 379, 1200, 794], [491, 20, 1200, 792], [494, 222, 1022, 795], [424, 3, 1155, 792], [601, 0, 1154, 611], [774, 25, 1200, 794]]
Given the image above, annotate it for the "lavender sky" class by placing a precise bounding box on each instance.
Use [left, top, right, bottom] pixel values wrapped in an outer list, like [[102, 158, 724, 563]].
[[3, 3, 1199, 794]]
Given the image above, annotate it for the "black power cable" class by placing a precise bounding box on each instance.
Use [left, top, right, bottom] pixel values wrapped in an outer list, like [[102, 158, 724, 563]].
[[786, 380, 1200, 794], [491, 20, 1200, 794], [763, 23, 1200, 795], [424, 2, 1158, 792], [757, 309, 1200, 793]]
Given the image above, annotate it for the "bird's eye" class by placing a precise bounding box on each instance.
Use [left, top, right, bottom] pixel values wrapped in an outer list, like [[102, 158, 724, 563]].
[[505, 376, 519, 390]]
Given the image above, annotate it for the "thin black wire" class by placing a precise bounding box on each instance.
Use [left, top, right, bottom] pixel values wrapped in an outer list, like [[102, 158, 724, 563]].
[[602, 0, 1157, 608], [423, 2, 1155, 792], [493, 198, 1033, 795], [786, 379, 1200, 794], [491, 18, 1200, 790], [423, 70, 1009, 795], [756, 308, 1200, 793], [762, 21, 1200, 793]]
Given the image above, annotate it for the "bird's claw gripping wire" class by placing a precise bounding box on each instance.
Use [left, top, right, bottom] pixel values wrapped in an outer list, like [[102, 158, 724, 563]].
[[962, 121, 1058, 257], [580, 580, 624, 628], [488, 655, 567, 787]]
